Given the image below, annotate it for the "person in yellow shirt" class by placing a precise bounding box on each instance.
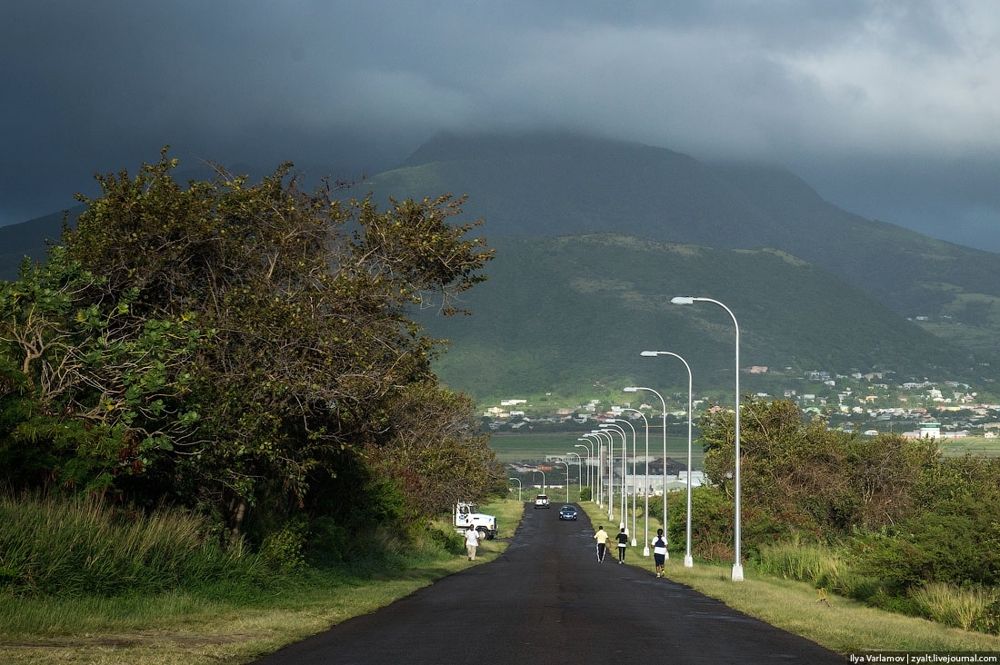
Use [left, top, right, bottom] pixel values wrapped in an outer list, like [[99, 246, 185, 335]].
[[593, 525, 609, 562]]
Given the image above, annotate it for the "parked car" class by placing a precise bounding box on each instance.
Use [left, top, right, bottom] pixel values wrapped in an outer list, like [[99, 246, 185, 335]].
[[534, 494, 550, 509], [558, 505, 578, 520]]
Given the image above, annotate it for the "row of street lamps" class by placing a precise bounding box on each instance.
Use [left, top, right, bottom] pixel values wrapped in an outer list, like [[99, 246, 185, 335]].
[[506, 296, 743, 581]]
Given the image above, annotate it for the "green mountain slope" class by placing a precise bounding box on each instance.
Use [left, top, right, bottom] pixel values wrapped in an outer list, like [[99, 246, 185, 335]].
[[3, 133, 997, 398], [373, 132, 1000, 359], [419, 235, 966, 400]]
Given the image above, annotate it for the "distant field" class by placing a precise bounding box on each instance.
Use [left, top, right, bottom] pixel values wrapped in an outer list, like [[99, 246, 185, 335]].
[[937, 436, 1000, 457], [489, 431, 705, 468], [489, 432, 1000, 464]]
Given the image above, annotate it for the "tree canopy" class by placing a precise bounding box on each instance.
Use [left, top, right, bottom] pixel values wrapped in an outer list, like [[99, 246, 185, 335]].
[[0, 150, 502, 544]]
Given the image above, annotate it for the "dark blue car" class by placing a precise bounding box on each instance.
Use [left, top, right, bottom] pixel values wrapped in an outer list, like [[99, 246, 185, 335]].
[[558, 505, 578, 520]]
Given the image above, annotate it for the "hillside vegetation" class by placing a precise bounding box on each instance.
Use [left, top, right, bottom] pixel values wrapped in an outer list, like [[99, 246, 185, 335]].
[[373, 132, 1000, 361], [418, 234, 967, 399]]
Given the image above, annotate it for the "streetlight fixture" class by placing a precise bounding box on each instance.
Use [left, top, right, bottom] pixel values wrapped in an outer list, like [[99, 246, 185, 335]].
[[556, 460, 570, 503], [641, 350, 695, 568], [575, 442, 593, 499], [532, 469, 546, 494], [608, 417, 639, 545], [590, 429, 615, 520], [508, 477, 522, 503], [566, 451, 583, 502], [620, 407, 651, 555], [671, 295, 743, 581], [624, 385, 668, 559], [601, 423, 629, 536], [582, 433, 604, 508]]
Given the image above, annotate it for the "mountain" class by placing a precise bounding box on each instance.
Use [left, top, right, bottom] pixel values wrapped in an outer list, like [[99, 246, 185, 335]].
[[3, 132, 998, 399], [0, 205, 83, 280], [416, 234, 967, 400], [371, 132, 1000, 359]]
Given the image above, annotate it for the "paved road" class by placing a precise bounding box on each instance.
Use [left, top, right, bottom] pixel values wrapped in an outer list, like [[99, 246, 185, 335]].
[[253, 505, 846, 664]]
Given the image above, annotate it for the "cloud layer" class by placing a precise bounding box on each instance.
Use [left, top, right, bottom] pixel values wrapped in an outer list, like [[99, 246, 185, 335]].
[[3, 1, 1000, 249]]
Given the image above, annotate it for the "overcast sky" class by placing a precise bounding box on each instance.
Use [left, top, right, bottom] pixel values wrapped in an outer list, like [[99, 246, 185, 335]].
[[4, 1, 1000, 250]]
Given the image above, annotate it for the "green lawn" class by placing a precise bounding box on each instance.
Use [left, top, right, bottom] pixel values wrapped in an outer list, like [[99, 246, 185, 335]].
[[489, 431, 705, 467], [938, 436, 1000, 457]]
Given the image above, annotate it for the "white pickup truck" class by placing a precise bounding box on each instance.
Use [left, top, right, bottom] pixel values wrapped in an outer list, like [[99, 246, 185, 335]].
[[534, 494, 550, 509], [454, 502, 497, 540]]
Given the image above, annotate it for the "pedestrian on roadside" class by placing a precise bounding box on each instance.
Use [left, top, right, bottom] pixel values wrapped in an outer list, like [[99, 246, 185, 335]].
[[593, 525, 609, 562], [652, 528, 667, 577], [465, 526, 481, 561], [616, 526, 628, 564]]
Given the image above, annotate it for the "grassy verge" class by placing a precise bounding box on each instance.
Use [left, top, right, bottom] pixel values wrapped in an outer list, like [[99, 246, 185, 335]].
[[0, 498, 523, 665], [576, 500, 1000, 654]]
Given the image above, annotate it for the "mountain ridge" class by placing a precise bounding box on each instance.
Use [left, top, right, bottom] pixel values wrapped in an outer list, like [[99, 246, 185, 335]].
[[3, 132, 998, 398]]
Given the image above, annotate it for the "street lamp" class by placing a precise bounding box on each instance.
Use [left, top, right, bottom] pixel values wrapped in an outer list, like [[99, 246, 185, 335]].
[[601, 423, 628, 536], [532, 469, 546, 494], [620, 407, 651, 555], [508, 477, 522, 503], [671, 295, 743, 581], [641, 350, 695, 568], [556, 460, 570, 503], [566, 452, 583, 501], [608, 417, 638, 545], [591, 429, 615, 520], [575, 441, 593, 499], [624, 385, 668, 559], [583, 433, 604, 508]]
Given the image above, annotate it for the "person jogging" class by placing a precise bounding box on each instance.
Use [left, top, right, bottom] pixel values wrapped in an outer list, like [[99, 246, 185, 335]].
[[652, 528, 667, 577], [616, 526, 629, 564], [593, 525, 609, 562]]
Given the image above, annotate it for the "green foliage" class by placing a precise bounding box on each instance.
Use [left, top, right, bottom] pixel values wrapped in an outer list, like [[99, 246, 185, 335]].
[[909, 583, 998, 632], [0, 492, 269, 597], [260, 518, 308, 572], [849, 457, 1000, 591], [416, 234, 968, 401], [697, 397, 940, 550], [0, 149, 498, 547], [688, 396, 1000, 632]]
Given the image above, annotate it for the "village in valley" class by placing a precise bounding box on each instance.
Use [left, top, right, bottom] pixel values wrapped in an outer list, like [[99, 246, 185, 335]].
[[488, 366, 1000, 495]]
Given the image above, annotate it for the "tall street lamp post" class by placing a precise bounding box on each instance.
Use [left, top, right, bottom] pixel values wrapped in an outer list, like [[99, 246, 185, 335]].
[[620, 408, 650, 555], [671, 296, 743, 581], [508, 477, 522, 503], [575, 441, 593, 501], [556, 460, 570, 503], [533, 469, 546, 495], [566, 452, 583, 501], [583, 433, 604, 508], [601, 423, 629, 536], [641, 350, 695, 568], [624, 386, 668, 559], [609, 417, 639, 545], [591, 430, 615, 521]]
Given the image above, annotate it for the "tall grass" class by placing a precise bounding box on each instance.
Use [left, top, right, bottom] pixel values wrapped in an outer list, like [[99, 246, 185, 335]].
[[910, 582, 999, 632], [753, 540, 883, 603], [0, 492, 269, 597]]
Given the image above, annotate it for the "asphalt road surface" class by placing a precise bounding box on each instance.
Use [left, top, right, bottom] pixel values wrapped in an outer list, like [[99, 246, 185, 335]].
[[252, 504, 847, 664]]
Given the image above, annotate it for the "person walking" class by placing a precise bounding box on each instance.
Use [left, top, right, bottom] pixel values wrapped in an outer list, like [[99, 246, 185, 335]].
[[465, 526, 481, 561], [652, 528, 667, 577], [616, 527, 628, 564], [593, 525, 609, 562]]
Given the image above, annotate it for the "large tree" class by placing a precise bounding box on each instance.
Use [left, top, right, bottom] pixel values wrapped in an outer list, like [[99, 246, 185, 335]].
[[0, 150, 500, 541]]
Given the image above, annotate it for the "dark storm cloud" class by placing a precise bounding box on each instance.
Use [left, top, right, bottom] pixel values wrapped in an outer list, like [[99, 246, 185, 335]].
[[3, 1, 1000, 251]]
